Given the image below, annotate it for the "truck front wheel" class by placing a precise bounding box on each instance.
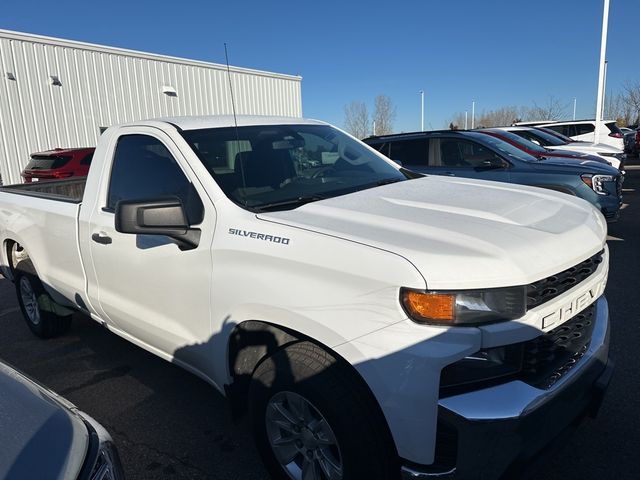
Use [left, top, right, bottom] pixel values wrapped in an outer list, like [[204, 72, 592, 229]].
[[249, 341, 397, 480], [14, 259, 72, 338]]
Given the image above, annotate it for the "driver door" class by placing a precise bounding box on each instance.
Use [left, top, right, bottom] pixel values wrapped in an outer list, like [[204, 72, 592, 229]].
[[82, 128, 216, 362]]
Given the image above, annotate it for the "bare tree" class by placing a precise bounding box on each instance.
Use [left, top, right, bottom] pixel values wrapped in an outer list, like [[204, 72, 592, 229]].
[[344, 101, 370, 139], [447, 106, 524, 129], [477, 106, 524, 128], [446, 113, 465, 130], [527, 96, 568, 121], [623, 81, 640, 125], [604, 92, 635, 126], [373, 94, 396, 135]]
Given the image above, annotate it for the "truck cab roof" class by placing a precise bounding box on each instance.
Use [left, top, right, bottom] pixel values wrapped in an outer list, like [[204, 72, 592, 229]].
[[117, 115, 326, 132]]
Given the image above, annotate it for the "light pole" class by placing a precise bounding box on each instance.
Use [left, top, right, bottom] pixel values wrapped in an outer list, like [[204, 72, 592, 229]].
[[573, 97, 577, 120], [465, 111, 468, 130], [601, 60, 608, 116], [419, 90, 424, 131], [471, 101, 475, 129], [594, 0, 610, 142]]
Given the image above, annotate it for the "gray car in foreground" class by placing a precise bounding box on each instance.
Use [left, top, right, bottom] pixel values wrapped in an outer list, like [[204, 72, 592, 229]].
[[0, 359, 124, 480]]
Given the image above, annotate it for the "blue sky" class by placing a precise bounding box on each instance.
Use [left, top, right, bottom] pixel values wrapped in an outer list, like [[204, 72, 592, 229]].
[[2, 0, 638, 132]]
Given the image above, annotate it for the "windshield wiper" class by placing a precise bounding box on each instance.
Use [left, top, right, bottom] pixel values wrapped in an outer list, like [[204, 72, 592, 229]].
[[375, 177, 405, 186], [254, 195, 327, 212]]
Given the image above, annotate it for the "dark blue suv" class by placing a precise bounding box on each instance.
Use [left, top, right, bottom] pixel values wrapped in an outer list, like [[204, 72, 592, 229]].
[[363, 130, 623, 221]]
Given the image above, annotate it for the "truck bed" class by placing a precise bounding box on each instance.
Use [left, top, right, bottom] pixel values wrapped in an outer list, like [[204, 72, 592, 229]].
[[0, 178, 86, 203]]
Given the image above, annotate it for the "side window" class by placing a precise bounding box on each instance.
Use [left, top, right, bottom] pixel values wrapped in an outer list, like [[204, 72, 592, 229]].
[[437, 139, 501, 168], [107, 134, 204, 224], [370, 142, 389, 157], [80, 152, 94, 166], [575, 123, 595, 136], [547, 125, 572, 137], [388, 139, 428, 166]]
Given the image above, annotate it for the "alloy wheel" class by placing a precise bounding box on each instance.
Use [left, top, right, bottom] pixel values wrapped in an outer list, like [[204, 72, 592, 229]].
[[19, 276, 41, 325], [265, 391, 343, 480]]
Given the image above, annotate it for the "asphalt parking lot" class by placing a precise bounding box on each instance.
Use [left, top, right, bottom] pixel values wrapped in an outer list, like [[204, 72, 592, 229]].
[[1, 166, 639, 480]]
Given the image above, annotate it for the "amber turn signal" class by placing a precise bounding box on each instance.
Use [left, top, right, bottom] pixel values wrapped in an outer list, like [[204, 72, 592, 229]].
[[401, 290, 455, 322]]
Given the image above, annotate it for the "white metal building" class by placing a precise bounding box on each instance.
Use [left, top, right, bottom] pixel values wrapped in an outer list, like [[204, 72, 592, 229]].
[[0, 29, 303, 184]]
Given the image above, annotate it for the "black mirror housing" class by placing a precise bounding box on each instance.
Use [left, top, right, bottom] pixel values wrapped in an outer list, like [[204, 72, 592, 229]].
[[115, 197, 200, 249]]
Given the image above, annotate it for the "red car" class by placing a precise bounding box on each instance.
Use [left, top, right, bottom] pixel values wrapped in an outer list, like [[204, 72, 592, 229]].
[[22, 147, 95, 183], [477, 129, 608, 164]]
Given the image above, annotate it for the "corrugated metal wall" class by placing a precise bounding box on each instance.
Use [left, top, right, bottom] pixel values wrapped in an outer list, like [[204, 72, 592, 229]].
[[0, 30, 303, 185]]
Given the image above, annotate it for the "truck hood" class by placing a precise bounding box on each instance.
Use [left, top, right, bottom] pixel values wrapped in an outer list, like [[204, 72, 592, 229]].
[[259, 176, 607, 290]]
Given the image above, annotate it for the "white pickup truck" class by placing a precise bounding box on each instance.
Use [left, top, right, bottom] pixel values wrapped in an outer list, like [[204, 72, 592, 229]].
[[0, 116, 613, 479]]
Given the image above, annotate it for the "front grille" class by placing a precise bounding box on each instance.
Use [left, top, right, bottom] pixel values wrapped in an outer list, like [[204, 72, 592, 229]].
[[520, 304, 596, 389], [526, 250, 603, 310], [617, 175, 623, 197]]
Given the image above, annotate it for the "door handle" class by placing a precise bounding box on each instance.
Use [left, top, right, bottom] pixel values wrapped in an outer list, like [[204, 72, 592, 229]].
[[92, 232, 112, 245], [443, 171, 456, 176]]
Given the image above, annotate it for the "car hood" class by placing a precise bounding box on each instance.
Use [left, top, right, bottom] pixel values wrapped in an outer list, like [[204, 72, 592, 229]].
[[259, 176, 607, 290], [536, 155, 615, 171], [0, 361, 89, 480], [550, 142, 622, 154]]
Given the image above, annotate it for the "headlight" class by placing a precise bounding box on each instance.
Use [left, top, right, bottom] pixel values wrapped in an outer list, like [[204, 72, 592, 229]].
[[581, 174, 614, 195], [90, 441, 125, 480], [400, 286, 526, 326], [599, 152, 623, 159], [80, 413, 126, 480]]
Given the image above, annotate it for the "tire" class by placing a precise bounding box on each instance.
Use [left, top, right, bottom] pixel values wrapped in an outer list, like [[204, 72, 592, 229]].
[[249, 341, 397, 480], [14, 259, 72, 338]]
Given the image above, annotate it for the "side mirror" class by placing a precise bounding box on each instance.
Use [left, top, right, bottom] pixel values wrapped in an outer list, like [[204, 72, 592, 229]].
[[478, 157, 507, 170], [392, 159, 403, 166], [115, 197, 200, 250]]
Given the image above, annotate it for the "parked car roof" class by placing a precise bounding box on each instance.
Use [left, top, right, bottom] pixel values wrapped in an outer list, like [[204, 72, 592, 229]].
[[363, 129, 473, 142]]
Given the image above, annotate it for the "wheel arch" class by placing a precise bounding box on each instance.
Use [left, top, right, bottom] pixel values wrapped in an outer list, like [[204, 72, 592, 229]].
[[2, 238, 30, 281], [225, 319, 398, 457]]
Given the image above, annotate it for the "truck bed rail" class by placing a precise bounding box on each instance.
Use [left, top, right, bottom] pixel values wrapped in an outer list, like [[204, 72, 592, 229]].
[[0, 178, 86, 203]]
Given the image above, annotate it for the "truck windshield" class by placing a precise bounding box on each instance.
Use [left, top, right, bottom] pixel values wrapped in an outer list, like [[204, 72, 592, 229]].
[[181, 124, 408, 211]]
